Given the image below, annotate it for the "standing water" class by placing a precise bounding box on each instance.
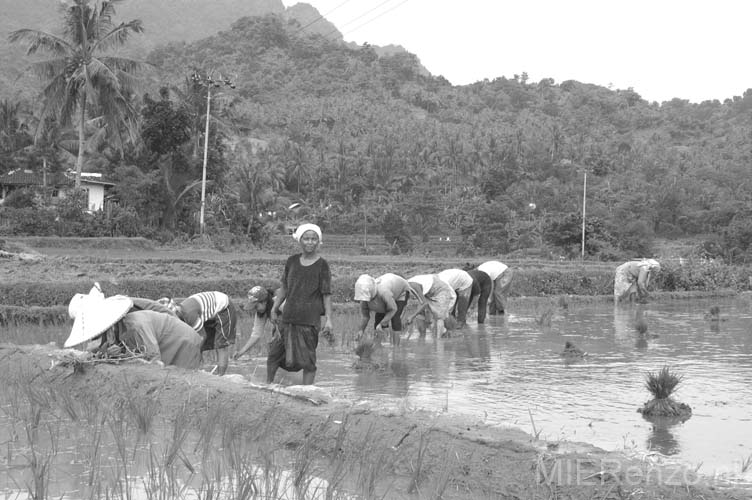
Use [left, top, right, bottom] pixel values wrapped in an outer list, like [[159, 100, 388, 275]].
[[240, 296, 752, 483]]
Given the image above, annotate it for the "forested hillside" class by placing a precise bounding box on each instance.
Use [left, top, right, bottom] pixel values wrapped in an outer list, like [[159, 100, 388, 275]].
[[3, 3, 752, 262]]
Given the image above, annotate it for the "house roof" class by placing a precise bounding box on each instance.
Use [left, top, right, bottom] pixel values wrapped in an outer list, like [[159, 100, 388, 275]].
[[0, 169, 114, 187]]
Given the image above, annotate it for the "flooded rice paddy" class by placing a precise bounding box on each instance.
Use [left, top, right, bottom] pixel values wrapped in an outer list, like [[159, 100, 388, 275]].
[[239, 296, 752, 481], [1, 295, 751, 496]]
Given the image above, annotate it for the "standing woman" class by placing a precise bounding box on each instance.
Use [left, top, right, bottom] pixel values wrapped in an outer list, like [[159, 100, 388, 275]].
[[268, 223, 333, 385]]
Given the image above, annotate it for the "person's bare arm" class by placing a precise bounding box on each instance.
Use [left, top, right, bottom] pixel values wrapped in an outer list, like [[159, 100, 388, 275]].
[[357, 301, 371, 337], [322, 294, 333, 333], [380, 295, 398, 327], [234, 314, 266, 359], [271, 286, 286, 323], [635, 267, 651, 298]]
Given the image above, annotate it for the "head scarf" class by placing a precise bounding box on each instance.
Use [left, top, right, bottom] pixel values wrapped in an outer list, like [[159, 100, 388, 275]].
[[247, 286, 269, 304], [643, 258, 660, 270], [354, 274, 377, 301], [293, 223, 322, 242]]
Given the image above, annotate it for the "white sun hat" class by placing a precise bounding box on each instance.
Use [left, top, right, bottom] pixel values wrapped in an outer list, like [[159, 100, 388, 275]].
[[65, 290, 133, 348]]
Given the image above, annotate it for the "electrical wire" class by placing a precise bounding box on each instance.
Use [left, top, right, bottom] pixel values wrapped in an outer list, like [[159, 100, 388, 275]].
[[320, 0, 402, 39], [339, 0, 409, 37], [293, 0, 354, 36]]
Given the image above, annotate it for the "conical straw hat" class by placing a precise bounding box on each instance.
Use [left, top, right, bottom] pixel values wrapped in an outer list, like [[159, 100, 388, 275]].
[[65, 293, 133, 348]]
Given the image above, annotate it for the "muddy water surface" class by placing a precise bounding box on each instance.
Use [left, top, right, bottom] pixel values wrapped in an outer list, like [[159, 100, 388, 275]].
[[239, 297, 752, 481]]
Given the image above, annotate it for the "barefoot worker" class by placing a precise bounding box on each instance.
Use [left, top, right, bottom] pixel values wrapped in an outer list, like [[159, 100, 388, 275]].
[[354, 273, 411, 346], [165, 291, 238, 376], [65, 289, 202, 369], [405, 274, 456, 338], [234, 285, 278, 360], [465, 268, 492, 324], [268, 223, 333, 385], [437, 268, 474, 327], [475, 260, 514, 315], [614, 259, 661, 303]]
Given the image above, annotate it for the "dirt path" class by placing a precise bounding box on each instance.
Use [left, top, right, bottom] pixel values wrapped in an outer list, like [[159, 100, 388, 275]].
[[0, 343, 747, 499]]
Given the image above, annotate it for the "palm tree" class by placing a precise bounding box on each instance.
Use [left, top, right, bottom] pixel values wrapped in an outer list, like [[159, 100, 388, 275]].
[[229, 141, 286, 235], [0, 99, 33, 160], [9, 0, 144, 187]]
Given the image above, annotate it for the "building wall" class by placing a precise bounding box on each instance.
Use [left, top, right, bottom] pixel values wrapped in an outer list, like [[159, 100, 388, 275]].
[[56, 183, 107, 210], [84, 184, 106, 211]]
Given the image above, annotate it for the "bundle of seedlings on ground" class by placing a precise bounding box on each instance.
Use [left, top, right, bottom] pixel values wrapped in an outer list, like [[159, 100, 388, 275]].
[[638, 366, 692, 419]]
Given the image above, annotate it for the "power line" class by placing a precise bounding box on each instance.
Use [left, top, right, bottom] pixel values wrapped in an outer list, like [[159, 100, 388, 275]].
[[322, 0, 409, 40], [340, 0, 409, 37], [293, 0, 354, 36]]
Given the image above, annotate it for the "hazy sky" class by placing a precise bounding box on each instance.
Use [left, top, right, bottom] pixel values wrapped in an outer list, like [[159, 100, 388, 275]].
[[282, 0, 751, 103]]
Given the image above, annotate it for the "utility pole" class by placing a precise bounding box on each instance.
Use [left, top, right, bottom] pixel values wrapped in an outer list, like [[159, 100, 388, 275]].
[[191, 69, 235, 235], [581, 169, 587, 260]]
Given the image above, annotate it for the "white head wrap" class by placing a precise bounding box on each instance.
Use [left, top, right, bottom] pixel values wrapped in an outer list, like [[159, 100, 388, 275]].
[[643, 258, 660, 270], [293, 223, 322, 242], [354, 274, 377, 301]]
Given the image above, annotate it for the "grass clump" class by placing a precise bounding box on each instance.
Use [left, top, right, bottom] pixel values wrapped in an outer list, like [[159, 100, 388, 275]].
[[638, 366, 692, 419], [645, 366, 682, 399]]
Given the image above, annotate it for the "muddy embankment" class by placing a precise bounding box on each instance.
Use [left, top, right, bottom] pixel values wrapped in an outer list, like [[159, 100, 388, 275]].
[[0, 343, 746, 500]]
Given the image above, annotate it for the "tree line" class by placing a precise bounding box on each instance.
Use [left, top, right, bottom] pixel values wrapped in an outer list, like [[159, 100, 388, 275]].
[[3, 0, 752, 262]]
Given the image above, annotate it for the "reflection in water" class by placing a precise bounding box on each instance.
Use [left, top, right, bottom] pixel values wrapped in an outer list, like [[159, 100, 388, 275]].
[[635, 336, 649, 350], [460, 328, 492, 370], [353, 347, 411, 397], [645, 416, 687, 455], [236, 298, 752, 479]]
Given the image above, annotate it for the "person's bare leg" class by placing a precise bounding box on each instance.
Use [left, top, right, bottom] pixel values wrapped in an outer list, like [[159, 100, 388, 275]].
[[392, 329, 401, 346], [215, 347, 229, 376], [302, 369, 316, 385], [266, 362, 278, 383]]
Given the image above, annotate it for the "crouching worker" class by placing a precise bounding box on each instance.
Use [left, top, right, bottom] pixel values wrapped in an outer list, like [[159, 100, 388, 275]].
[[163, 291, 238, 376], [476, 260, 514, 315], [614, 259, 661, 303], [234, 286, 278, 360], [65, 289, 202, 369], [437, 268, 474, 327], [405, 274, 456, 338], [354, 273, 411, 346]]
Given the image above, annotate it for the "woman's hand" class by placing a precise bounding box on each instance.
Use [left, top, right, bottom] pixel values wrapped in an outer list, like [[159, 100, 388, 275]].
[[321, 318, 335, 345]]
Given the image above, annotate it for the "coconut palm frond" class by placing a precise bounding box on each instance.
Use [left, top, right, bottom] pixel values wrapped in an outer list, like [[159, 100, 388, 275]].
[[94, 20, 144, 52], [61, 1, 89, 46], [175, 180, 204, 205], [38, 74, 70, 114], [28, 59, 72, 81], [85, 59, 120, 89], [59, 81, 82, 126], [644, 366, 683, 400], [101, 56, 148, 75], [8, 29, 72, 57], [97, 0, 127, 27]]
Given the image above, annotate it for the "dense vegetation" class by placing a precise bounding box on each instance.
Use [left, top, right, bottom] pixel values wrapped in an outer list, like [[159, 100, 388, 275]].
[[3, 2, 752, 262]]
